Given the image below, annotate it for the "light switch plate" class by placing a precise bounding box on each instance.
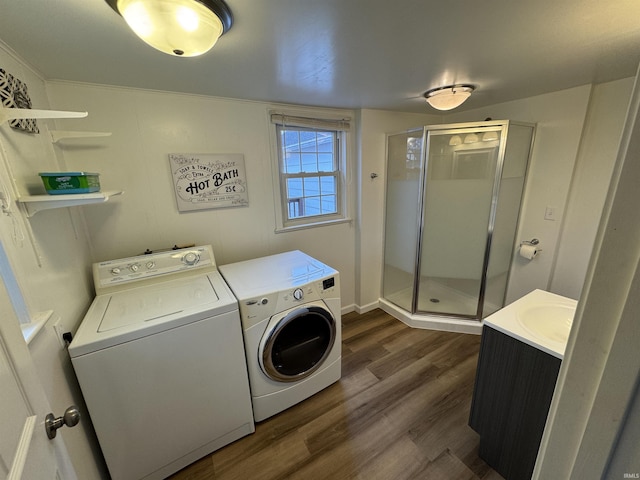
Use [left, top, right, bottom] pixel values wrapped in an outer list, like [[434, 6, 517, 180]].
[[544, 206, 557, 221]]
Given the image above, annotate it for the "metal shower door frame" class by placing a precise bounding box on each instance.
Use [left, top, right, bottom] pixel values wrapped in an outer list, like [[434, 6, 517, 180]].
[[412, 120, 510, 320]]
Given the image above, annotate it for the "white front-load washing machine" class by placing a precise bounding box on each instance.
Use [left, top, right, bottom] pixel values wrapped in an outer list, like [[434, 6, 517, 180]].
[[69, 246, 254, 480], [219, 251, 341, 422]]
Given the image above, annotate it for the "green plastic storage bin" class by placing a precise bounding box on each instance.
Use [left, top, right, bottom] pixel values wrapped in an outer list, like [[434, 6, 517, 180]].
[[39, 172, 100, 195]]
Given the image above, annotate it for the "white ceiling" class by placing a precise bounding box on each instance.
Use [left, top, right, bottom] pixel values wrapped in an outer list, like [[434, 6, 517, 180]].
[[0, 0, 639, 113]]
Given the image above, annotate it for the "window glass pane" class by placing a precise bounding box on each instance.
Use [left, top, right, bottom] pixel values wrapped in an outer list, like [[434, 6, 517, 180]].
[[287, 178, 303, 198], [318, 153, 334, 172], [317, 132, 333, 152], [301, 143, 317, 154], [304, 197, 321, 216], [284, 152, 301, 173], [303, 177, 320, 196], [321, 195, 337, 214], [283, 130, 300, 150], [299, 130, 316, 147], [301, 153, 318, 172], [288, 198, 303, 218], [320, 176, 336, 195]]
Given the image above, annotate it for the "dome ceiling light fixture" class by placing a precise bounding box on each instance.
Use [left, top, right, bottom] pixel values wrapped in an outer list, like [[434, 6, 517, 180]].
[[423, 84, 475, 111], [105, 0, 233, 57]]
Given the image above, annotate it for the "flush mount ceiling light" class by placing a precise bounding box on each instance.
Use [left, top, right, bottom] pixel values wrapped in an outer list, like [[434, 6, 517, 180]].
[[423, 84, 475, 111], [105, 0, 233, 57]]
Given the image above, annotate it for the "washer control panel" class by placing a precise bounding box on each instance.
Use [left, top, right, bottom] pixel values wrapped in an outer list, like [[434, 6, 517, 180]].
[[94, 245, 215, 292]]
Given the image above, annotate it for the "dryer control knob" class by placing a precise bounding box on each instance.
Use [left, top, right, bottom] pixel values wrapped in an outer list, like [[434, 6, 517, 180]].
[[293, 288, 304, 301]]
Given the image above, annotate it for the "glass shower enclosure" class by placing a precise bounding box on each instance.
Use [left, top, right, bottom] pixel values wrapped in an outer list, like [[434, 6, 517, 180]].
[[382, 120, 535, 321]]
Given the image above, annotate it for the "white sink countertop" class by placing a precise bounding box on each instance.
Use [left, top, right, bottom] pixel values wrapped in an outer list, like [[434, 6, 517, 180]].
[[483, 289, 578, 359]]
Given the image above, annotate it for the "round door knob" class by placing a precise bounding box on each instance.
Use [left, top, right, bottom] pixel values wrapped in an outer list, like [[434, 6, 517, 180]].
[[293, 288, 304, 301], [45, 406, 81, 439]]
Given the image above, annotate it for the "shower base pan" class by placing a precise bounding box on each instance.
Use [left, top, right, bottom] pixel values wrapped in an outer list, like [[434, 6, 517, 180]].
[[379, 297, 483, 335]]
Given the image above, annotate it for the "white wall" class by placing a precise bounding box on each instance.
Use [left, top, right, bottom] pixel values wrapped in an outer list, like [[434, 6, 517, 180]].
[[356, 109, 440, 311], [550, 77, 634, 299], [45, 82, 358, 310], [0, 45, 106, 479]]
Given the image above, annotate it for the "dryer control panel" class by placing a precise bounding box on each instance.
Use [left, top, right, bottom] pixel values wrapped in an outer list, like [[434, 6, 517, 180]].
[[322, 277, 336, 291], [237, 273, 340, 328], [282, 275, 338, 305]]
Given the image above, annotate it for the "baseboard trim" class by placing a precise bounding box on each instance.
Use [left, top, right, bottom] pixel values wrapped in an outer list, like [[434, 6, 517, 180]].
[[340, 301, 380, 316], [355, 301, 379, 314], [341, 304, 356, 315]]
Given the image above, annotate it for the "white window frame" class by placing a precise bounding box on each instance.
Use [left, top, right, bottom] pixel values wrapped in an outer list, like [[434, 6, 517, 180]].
[[0, 240, 30, 325], [269, 109, 352, 232]]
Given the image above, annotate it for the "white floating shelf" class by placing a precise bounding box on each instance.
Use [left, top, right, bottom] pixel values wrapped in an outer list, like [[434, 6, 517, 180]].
[[0, 105, 88, 125], [17, 191, 123, 217]]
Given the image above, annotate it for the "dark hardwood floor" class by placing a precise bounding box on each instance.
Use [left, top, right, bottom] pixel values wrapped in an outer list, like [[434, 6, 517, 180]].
[[169, 309, 503, 480]]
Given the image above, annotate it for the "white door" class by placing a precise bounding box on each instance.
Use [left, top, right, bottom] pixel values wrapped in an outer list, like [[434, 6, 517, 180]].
[[0, 265, 77, 478]]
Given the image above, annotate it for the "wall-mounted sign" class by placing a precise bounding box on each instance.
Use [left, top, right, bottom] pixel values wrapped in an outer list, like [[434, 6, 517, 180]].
[[169, 153, 248, 212]]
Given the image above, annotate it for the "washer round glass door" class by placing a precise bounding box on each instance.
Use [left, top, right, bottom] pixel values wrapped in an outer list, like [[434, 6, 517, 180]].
[[261, 304, 336, 382]]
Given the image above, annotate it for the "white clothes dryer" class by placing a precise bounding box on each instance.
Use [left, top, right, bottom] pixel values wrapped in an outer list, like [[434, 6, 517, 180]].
[[219, 251, 341, 422], [69, 246, 254, 480]]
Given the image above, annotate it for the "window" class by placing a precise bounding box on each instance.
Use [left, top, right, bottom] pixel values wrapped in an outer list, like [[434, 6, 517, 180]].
[[270, 112, 351, 231], [279, 127, 338, 219]]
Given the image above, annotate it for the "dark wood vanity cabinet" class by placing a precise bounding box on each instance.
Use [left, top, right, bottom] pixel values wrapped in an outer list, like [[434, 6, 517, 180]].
[[469, 326, 561, 480]]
